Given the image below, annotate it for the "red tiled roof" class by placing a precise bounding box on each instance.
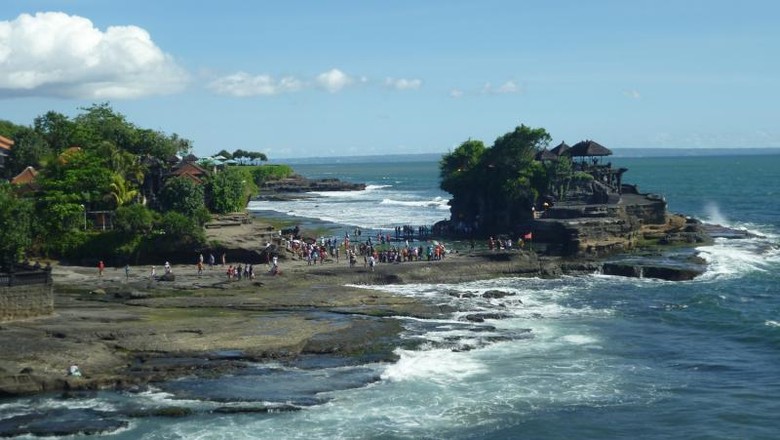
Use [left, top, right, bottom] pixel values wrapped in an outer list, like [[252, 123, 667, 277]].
[[11, 166, 38, 185], [0, 135, 14, 151]]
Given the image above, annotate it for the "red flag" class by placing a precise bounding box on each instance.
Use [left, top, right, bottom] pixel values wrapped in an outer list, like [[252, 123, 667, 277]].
[[523, 232, 533, 240]]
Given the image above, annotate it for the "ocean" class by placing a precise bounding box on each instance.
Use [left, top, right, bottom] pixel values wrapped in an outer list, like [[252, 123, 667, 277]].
[[2, 152, 779, 439]]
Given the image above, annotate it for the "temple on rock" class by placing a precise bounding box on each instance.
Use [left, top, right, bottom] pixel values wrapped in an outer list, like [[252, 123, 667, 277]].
[[529, 140, 670, 256]]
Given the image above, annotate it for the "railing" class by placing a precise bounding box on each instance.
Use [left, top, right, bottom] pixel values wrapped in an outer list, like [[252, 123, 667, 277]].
[[0, 269, 52, 287]]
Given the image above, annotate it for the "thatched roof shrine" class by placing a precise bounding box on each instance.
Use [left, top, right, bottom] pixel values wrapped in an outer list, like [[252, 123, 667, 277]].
[[550, 141, 570, 156], [569, 140, 612, 157], [535, 148, 557, 161]]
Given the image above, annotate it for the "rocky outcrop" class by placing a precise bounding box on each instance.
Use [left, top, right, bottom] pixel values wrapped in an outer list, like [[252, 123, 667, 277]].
[[601, 262, 705, 281], [258, 175, 365, 196]]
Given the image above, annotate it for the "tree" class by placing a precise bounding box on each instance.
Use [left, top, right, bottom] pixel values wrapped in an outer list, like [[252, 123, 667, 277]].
[[232, 149, 268, 162], [440, 139, 485, 194], [108, 173, 139, 208], [7, 127, 53, 176], [114, 204, 156, 235], [158, 211, 205, 245], [33, 111, 76, 153], [0, 183, 34, 268], [40, 149, 114, 208], [216, 149, 233, 159], [439, 124, 553, 235], [0, 119, 26, 139], [159, 177, 206, 217], [72, 103, 138, 152], [207, 167, 247, 214]]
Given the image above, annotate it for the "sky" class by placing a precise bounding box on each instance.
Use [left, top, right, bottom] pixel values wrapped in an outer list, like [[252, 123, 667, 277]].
[[1, 0, 779, 159]]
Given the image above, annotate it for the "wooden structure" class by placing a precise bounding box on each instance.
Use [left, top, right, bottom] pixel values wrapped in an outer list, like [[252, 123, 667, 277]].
[[0, 135, 13, 173]]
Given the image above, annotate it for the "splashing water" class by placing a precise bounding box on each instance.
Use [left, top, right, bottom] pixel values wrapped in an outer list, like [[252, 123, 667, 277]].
[[703, 201, 728, 226]]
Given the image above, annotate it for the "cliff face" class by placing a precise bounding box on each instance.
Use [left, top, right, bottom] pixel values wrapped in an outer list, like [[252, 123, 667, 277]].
[[530, 195, 668, 257]]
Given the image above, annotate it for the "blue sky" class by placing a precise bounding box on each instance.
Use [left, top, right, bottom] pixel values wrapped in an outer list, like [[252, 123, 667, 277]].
[[2, 1, 779, 158]]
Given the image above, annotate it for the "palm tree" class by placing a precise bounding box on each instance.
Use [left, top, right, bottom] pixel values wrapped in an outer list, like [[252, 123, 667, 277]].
[[108, 173, 139, 208]]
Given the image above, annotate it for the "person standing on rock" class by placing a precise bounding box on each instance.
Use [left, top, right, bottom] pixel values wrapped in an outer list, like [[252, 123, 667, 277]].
[[98, 260, 105, 277], [124, 264, 130, 281]]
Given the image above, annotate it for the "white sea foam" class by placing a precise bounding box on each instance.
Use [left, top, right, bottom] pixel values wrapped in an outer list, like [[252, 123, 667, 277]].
[[380, 197, 450, 209], [560, 334, 600, 345], [248, 186, 450, 229], [381, 348, 487, 383], [765, 320, 780, 328], [696, 237, 780, 280]]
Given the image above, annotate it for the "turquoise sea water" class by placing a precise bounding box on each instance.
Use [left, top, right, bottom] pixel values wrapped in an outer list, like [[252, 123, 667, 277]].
[[2, 152, 779, 439]]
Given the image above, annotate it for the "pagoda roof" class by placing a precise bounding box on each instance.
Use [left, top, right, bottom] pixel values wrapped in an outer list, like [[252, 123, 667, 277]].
[[550, 141, 570, 156], [569, 140, 612, 157]]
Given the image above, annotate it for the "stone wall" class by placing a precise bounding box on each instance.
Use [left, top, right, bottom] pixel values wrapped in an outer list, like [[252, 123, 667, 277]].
[[0, 282, 53, 322]]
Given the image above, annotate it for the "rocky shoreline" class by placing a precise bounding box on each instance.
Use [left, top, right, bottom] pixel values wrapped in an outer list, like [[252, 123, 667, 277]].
[[2, 211, 758, 399], [0, 248, 548, 398], [0, 209, 760, 437]]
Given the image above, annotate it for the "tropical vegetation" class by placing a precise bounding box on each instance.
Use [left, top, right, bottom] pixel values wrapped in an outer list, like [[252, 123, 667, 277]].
[[0, 103, 281, 268], [440, 124, 575, 235]]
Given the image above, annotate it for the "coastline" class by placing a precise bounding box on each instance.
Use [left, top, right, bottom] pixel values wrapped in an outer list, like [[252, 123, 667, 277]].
[[1, 209, 724, 398], [0, 243, 558, 398]]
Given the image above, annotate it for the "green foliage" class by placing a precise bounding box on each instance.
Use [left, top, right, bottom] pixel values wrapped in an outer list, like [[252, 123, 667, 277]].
[[159, 177, 206, 216], [550, 156, 574, 199], [573, 171, 595, 182], [439, 124, 554, 234], [439, 139, 485, 194], [158, 211, 206, 245], [1, 103, 210, 263], [0, 183, 34, 268], [136, 129, 191, 159], [206, 167, 247, 214], [28, 199, 88, 257], [69, 103, 135, 151], [232, 149, 268, 161], [249, 164, 294, 185], [7, 127, 53, 176], [216, 149, 233, 159], [115, 204, 157, 235], [0, 119, 27, 139], [40, 149, 114, 208], [33, 111, 76, 153]]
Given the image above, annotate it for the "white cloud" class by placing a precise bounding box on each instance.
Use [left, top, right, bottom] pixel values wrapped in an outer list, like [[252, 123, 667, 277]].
[[496, 80, 519, 94], [450, 88, 464, 98], [482, 80, 521, 95], [385, 77, 422, 91], [208, 72, 303, 97], [623, 89, 641, 99], [0, 12, 188, 99], [210, 69, 423, 97], [316, 68, 353, 93]]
